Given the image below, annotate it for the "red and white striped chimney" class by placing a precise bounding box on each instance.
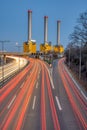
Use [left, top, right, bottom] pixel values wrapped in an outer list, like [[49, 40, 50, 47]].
[[28, 10, 32, 41], [57, 20, 61, 46], [44, 16, 48, 44]]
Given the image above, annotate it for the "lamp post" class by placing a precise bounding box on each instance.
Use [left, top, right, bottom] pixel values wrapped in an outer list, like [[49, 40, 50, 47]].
[[0, 40, 10, 87], [79, 43, 82, 79], [67, 48, 70, 68], [16, 43, 22, 72], [68, 48, 70, 68]]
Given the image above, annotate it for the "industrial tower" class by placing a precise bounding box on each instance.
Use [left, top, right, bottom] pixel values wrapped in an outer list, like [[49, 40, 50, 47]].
[[53, 20, 64, 53], [23, 10, 36, 53], [40, 16, 52, 53], [23, 10, 64, 55]]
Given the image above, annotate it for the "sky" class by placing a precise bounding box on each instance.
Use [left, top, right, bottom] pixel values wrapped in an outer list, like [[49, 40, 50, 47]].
[[0, 0, 87, 52]]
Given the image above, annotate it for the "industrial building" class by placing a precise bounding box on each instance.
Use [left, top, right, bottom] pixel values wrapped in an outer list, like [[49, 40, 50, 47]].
[[53, 45, 64, 53], [40, 18, 64, 54], [23, 9, 64, 56], [23, 10, 36, 54], [23, 40, 36, 53], [40, 16, 53, 53], [40, 43, 52, 53], [53, 20, 64, 54]]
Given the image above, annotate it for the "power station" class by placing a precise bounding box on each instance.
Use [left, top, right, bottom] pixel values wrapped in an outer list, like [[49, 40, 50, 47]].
[[40, 16, 52, 53], [53, 20, 64, 53], [23, 10, 36, 54], [23, 10, 64, 56]]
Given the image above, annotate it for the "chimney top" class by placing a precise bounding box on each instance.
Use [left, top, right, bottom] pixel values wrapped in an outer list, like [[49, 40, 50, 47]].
[[28, 10, 32, 13], [44, 16, 48, 18], [57, 20, 61, 23]]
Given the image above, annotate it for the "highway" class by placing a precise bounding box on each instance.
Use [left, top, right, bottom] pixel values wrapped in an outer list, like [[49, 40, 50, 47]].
[[0, 56, 28, 85], [0, 58, 87, 130]]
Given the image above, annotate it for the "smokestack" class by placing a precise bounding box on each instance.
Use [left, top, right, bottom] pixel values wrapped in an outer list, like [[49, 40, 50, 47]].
[[57, 20, 61, 46], [44, 16, 48, 44], [28, 10, 32, 41]]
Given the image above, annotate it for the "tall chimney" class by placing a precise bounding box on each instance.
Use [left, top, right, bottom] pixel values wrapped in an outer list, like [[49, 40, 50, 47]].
[[44, 16, 48, 44], [57, 20, 61, 46], [28, 10, 32, 42]]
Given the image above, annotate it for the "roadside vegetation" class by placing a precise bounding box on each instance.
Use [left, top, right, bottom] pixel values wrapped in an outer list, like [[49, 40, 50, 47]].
[[65, 10, 87, 90]]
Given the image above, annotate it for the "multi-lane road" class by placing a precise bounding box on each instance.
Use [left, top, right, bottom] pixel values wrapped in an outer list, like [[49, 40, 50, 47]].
[[0, 57, 87, 130], [0, 56, 28, 86]]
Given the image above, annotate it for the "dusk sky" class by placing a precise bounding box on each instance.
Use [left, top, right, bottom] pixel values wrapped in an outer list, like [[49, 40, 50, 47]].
[[0, 0, 87, 51]]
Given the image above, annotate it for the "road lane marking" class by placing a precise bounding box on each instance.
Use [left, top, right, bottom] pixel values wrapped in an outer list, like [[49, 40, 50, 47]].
[[50, 67, 53, 77], [20, 82, 25, 88], [39, 70, 40, 74], [32, 96, 36, 110], [38, 76, 39, 80], [45, 65, 55, 89], [36, 82, 38, 88], [38, 74, 40, 80], [55, 96, 62, 111], [48, 70, 55, 89], [7, 95, 16, 109], [37, 70, 41, 80]]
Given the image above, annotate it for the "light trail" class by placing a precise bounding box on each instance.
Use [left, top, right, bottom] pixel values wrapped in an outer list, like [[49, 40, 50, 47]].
[[0, 61, 33, 103], [0, 56, 28, 82], [44, 63, 55, 89], [0, 60, 34, 120], [45, 68, 61, 130], [64, 69, 87, 111], [64, 65, 87, 101], [0, 59, 34, 123], [58, 59, 87, 130], [15, 61, 39, 130], [1, 60, 38, 130], [41, 63, 46, 130]]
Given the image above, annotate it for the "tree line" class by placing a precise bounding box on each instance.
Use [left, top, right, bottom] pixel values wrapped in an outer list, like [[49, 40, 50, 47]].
[[65, 10, 87, 82]]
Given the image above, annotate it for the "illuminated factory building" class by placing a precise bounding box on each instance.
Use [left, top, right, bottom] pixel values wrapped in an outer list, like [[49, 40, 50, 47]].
[[53, 20, 64, 53], [23, 10, 36, 53], [23, 10, 64, 55], [40, 16, 52, 53]]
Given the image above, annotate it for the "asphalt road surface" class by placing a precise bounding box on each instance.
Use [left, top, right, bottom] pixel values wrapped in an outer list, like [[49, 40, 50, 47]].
[[0, 58, 87, 130]]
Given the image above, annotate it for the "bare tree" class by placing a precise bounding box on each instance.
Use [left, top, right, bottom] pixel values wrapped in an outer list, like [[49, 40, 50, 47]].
[[66, 10, 87, 81], [69, 10, 87, 47]]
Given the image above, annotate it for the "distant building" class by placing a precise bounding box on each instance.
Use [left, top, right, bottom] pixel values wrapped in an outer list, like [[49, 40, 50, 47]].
[[23, 40, 36, 53]]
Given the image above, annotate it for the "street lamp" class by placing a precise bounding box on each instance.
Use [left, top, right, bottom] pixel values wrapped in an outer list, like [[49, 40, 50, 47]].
[[16, 43, 22, 72], [79, 43, 82, 79], [67, 48, 70, 68], [0, 40, 10, 87], [68, 48, 70, 68]]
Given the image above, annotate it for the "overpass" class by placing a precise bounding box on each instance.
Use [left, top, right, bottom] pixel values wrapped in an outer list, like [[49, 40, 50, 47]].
[[0, 52, 31, 56]]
